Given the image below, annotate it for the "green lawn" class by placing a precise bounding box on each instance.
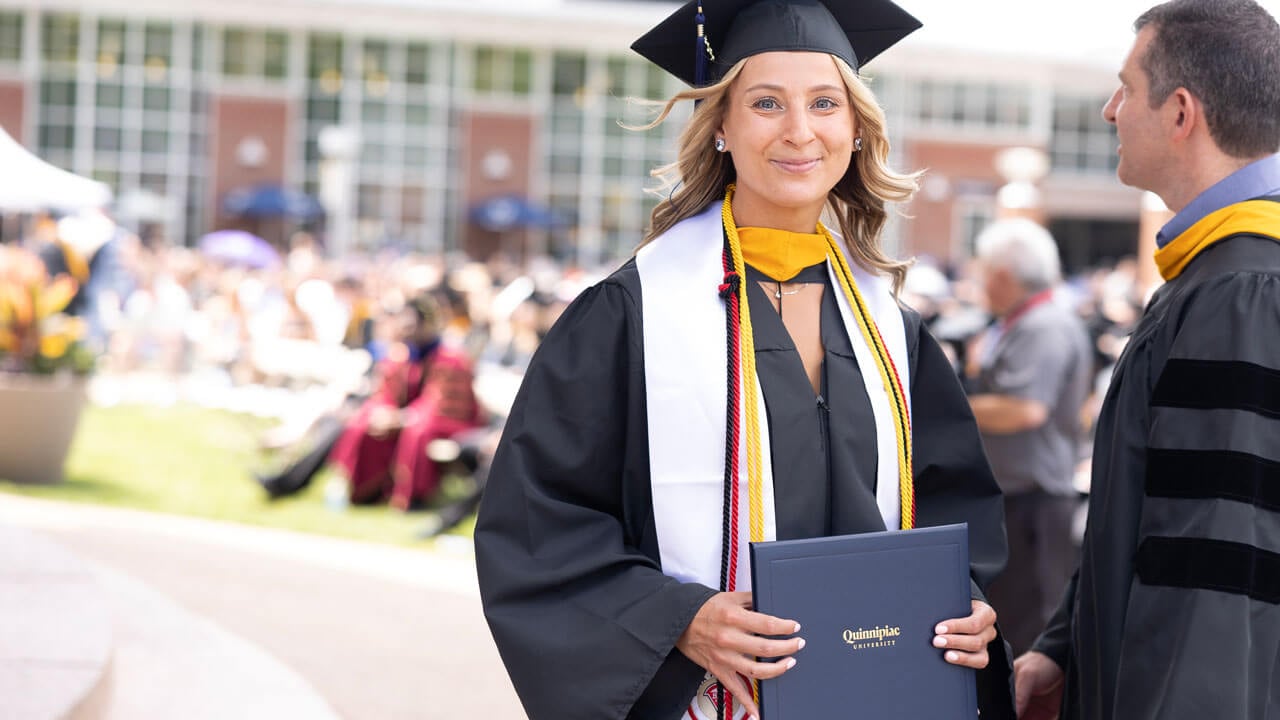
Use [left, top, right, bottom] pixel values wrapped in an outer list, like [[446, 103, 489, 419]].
[[0, 402, 475, 546]]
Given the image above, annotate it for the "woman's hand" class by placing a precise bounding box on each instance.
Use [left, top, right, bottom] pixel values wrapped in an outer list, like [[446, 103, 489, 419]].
[[933, 599, 998, 669], [676, 591, 804, 720]]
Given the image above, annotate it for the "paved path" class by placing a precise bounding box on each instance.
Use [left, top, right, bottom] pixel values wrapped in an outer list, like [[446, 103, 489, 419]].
[[0, 495, 524, 720]]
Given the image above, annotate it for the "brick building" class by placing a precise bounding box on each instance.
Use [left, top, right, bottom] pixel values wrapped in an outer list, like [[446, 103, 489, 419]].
[[0, 0, 1146, 272]]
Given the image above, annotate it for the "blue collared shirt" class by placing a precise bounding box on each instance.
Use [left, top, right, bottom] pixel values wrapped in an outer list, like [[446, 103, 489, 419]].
[[1157, 154, 1280, 247]]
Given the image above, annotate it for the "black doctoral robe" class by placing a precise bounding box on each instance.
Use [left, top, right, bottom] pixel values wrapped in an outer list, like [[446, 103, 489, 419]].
[[1033, 232, 1280, 719], [475, 257, 1014, 719]]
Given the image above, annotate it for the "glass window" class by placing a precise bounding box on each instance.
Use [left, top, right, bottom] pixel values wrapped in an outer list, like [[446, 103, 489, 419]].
[[512, 49, 532, 95], [304, 139, 321, 165], [41, 15, 79, 64], [405, 102, 430, 127], [0, 12, 22, 63], [401, 185, 425, 222], [363, 43, 390, 98], [358, 183, 382, 218], [223, 28, 250, 76], [911, 78, 1032, 131], [142, 129, 169, 154], [550, 154, 580, 175], [645, 64, 667, 99], [363, 40, 388, 77], [406, 43, 429, 86], [223, 27, 289, 81], [40, 79, 77, 107], [363, 141, 386, 164], [1051, 94, 1118, 174], [192, 24, 206, 72], [306, 95, 340, 123], [38, 124, 74, 152], [404, 145, 428, 168], [308, 34, 344, 93], [308, 34, 343, 78], [96, 20, 125, 78], [92, 169, 119, 188], [96, 82, 124, 109], [143, 86, 170, 111], [473, 46, 497, 93], [553, 52, 586, 96], [94, 127, 122, 152], [144, 22, 173, 63], [264, 31, 288, 79], [361, 99, 388, 123], [607, 58, 628, 96], [140, 172, 168, 194]]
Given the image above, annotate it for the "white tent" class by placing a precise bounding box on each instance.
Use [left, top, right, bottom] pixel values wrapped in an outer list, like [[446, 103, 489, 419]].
[[0, 125, 112, 212]]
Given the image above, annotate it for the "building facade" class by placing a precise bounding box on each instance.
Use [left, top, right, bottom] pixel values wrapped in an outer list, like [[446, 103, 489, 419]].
[[0, 0, 1142, 272]]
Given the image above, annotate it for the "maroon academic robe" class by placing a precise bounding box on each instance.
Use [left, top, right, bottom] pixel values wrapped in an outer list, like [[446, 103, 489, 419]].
[[329, 346, 482, 506]]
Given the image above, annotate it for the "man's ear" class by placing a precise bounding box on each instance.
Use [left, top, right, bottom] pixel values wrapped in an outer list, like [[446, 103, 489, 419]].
[[1169, 87, 1199, 141]]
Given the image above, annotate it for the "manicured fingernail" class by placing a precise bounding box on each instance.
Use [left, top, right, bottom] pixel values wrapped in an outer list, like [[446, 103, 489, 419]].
[[946, 651, 959, 662], [797, 638, 806, 650], [933, 636, 947, 648], [793, 622, 802, 633], [785, 658, 797, 669], [935, 624, 948, 634]]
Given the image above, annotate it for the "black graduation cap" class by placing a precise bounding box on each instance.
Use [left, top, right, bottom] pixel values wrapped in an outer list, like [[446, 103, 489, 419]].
[[632, 0, 922, 87]]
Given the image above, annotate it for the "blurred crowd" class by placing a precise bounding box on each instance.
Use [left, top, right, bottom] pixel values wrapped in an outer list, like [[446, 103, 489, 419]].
[[10, 209, 1148, 513], [17, 213, 597, 420], [904, 252, 1146, 455]]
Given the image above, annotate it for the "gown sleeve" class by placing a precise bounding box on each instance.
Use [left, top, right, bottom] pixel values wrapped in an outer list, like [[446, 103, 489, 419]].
[[1110, 270, 1280, 719], [909, 317, 1009, 593], [474, 274, 717, 720], [1031, 568, 1077, 668], [907, 314, 1016, 719]]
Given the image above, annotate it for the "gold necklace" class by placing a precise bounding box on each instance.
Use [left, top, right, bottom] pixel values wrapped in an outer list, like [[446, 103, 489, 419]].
[[774, 281, 804, 299]]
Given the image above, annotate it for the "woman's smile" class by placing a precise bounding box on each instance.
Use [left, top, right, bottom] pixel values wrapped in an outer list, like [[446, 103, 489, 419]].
[[771, 157, 821, 173]]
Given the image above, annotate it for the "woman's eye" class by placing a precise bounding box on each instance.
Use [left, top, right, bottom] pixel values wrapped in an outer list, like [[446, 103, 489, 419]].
[[813, 97, 837, 110], [753, 98, 779, 110]]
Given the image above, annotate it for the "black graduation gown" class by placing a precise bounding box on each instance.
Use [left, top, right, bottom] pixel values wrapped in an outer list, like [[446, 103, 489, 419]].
[[1033, 234, 1280, 719], [475, 258, 1013, 720]]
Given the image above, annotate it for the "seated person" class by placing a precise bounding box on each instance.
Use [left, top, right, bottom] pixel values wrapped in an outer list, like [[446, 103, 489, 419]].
[[328, 293, 484, 509]]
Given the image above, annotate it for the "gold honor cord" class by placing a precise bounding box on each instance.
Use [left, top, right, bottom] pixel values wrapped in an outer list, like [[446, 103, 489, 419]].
[[721, 192, 767, 549], [821, 232, 915, 529]]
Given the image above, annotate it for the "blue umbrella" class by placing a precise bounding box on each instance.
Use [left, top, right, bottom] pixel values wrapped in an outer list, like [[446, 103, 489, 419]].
[[198, 230, 281, 269], [469, 195, 563, 232], [223, 184, 324, 220]]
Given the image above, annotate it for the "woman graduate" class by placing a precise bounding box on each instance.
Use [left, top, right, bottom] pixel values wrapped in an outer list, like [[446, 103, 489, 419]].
[[475, 1, 1014, 718]]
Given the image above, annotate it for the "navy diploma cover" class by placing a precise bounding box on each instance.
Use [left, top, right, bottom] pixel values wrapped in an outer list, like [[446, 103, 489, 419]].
[[750, 523, 977, 719]]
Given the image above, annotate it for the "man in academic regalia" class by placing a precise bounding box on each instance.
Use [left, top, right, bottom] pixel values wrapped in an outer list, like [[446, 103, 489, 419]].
[[1014, 2, 1280, 718], [328, 294, 483, 508]]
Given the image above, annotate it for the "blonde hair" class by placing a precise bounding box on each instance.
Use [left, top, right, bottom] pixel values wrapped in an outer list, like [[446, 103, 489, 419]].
[[634, 55, 919, 292]]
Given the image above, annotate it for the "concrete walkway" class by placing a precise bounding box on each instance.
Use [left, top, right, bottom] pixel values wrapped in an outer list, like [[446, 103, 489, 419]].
[[0, 525, 112, 720], [79, 562, 342, 719], [0, 495, 524, 719]]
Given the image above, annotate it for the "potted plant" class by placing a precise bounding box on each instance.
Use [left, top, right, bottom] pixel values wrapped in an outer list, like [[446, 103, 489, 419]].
[[0, 244, 96, 484]]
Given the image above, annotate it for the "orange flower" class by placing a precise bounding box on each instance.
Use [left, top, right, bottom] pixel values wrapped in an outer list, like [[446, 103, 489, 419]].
[[0, 245, 93, 375]]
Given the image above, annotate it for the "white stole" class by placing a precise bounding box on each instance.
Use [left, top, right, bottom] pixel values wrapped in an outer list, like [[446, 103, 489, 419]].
[[636, 202, 912, 595]]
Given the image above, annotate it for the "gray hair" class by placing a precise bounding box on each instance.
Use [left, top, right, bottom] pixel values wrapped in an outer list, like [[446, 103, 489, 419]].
[[975, 218, 1061, 292]]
